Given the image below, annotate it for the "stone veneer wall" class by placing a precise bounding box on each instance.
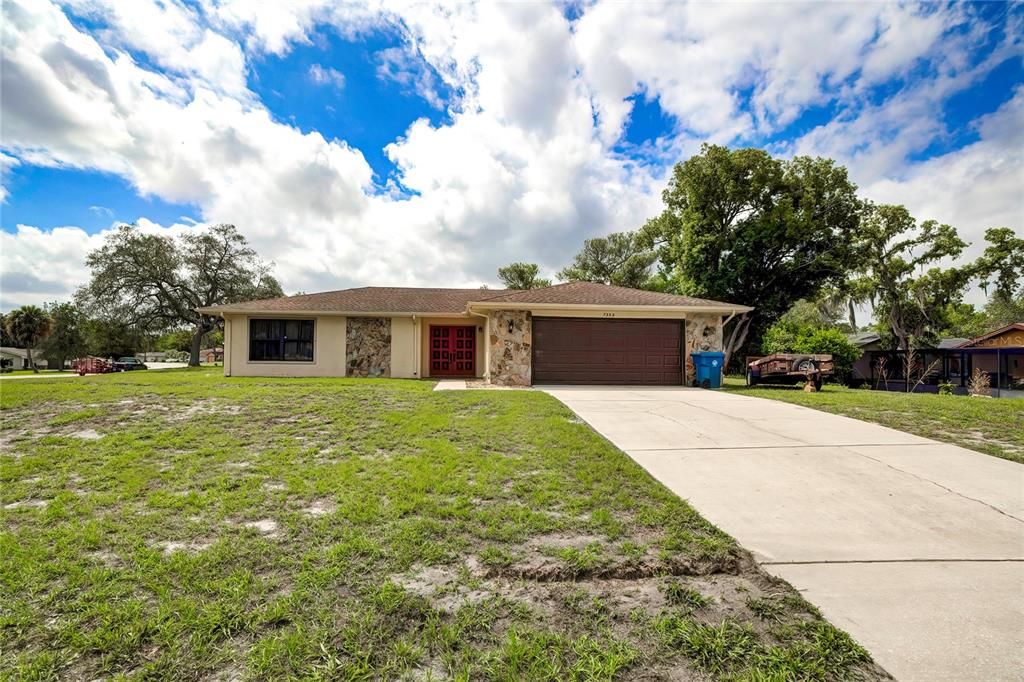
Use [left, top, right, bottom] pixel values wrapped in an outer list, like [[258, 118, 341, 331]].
[[346, 317, 391, 377], [684, 314, 724, 385], [488, 310, 532, 386]]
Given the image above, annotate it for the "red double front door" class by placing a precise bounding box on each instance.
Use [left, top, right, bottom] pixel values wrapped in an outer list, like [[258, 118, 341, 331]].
[[429, 325, 476, 376]]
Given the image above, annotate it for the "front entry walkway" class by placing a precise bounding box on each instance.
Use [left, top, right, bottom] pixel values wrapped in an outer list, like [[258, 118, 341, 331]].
[[541, 386, 1024, 682]]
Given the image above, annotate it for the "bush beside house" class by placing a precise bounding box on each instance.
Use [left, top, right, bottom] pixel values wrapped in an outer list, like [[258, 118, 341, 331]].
[[762, 321, 862, 384]]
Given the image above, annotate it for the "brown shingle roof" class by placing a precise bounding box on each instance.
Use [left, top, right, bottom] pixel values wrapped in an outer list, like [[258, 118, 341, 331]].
[[199, 282, 751, 315], [954, 322, 1024, 348], [468, 281, 749, 309], [200, 287, 512, 314]]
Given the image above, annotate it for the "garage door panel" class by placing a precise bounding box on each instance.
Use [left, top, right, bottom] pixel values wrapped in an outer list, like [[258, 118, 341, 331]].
[[533, 317, 682, 385]]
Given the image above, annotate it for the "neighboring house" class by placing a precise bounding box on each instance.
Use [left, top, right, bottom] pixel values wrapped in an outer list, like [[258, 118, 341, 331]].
[[847, 323, 1024, 397], [199, 347, 224, 363], [848, 332, 882, 383], [0, 347, 48, 370], [197, 282, 752, 386]]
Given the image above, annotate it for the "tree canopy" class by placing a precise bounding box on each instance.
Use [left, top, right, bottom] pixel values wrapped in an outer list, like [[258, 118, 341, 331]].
[[496, 262, 551, 290], [557, 231, 657, 289], [848, 203, 968, 353], [973, 227, 1024, 302], [79, 223, 282, 366], [4, 305, 52, 372], [639, 144, 863, 366], [40, 302, 86, 370]]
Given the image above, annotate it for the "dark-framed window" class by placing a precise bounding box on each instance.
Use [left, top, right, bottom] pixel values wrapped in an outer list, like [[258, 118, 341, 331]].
[[249, 319, 315, 362]]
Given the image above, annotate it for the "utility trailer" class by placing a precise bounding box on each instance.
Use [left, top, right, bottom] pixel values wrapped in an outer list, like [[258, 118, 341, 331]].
[[745, 354, 834, 390], [74, 356, 114, 376]]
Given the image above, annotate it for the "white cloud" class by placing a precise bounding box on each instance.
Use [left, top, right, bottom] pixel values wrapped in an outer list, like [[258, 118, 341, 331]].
[[63, 0, 250, 97], [858, 87, 1024, 304], [0, 218, 195, 309], [375, 46, 443, 109], [308, 63, 345, 89], [0, 152, 20, 202], [0, 0, 1019, 313]]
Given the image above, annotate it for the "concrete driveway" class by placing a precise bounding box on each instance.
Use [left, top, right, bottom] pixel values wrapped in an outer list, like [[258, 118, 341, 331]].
[[542, 386, 1024, 682]]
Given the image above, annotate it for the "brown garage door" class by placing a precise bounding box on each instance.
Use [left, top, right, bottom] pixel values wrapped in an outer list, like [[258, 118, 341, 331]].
[[533, 317, 683, 385]]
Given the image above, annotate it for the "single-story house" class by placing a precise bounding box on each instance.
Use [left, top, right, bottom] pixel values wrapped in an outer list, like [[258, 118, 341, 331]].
[[0, 347, 47, 370], [849, 333, 968, 385], [848, 322, 1023, 397], [197, 282, 752, 386]]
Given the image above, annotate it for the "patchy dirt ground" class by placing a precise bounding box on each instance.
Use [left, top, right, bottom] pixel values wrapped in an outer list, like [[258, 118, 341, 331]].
[[1, 371, 891, 680]]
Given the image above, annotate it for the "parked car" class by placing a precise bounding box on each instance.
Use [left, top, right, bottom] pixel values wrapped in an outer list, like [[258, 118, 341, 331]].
[[113, 357, 148, 372], [746, 353, 834, 390]]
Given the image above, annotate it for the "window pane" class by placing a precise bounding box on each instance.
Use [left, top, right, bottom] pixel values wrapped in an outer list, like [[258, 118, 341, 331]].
[[249, 319, 314, 361]]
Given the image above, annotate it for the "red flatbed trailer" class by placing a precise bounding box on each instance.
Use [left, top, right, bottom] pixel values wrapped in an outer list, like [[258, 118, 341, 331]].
[[745, 353, 834, 390], [74, 357, 114, 376]]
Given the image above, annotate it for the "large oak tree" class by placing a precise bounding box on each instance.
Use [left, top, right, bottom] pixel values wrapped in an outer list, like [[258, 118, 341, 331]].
[[848, 203, 968, 357], [79, 224, 283, 366], [640, 145, 862, 367], [973, 227, 1024, 303]]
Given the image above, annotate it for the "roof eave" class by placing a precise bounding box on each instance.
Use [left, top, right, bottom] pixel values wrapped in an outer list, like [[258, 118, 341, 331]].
[[196, 307, 472, 317], [466, 301, 754, 314], [198, 301, 756, 316]]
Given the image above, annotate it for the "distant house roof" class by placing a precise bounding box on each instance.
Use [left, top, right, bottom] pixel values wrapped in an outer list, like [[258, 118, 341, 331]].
[[198, 282, 752, 316], [0, 347, 30, 359], [954, 323, 1024, 349], [847, 326, 1024, 352], [847, 332, 881, 347]]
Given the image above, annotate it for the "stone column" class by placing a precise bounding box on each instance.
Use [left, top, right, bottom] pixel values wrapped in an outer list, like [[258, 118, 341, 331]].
[[346, 317, 392, 377], [684, 314, 724, 385], [488, 310, 532, 386]]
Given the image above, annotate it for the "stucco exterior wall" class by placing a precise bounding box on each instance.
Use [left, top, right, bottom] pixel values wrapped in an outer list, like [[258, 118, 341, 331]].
[[488, 310, 532, 386], [346, 317, 391, 377], [390, 317, 417, 379], [684, 314, 724, 385], [420, 317, 485, 378], [224, 314, 347, 377]]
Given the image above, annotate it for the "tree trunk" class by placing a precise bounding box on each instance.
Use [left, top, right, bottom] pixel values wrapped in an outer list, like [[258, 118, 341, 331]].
[[27, 347, 37, 373], [722, 313, 752, 373], [189, 325, 203, 367]]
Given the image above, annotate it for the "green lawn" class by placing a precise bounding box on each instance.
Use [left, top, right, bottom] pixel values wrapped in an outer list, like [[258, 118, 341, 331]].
[[724, 377, 1024, 464], [1, 370, 887, 681]]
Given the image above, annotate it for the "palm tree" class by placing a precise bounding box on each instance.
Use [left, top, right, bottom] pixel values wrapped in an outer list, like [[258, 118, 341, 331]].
[[5, 306, 53, 373]]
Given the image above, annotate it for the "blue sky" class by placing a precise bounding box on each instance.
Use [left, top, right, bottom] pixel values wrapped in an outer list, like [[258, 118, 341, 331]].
[[1, 1, 1021, 310]]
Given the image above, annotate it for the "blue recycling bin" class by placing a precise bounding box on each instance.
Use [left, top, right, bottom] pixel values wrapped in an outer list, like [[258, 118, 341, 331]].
[[690, 351, 725, 389]]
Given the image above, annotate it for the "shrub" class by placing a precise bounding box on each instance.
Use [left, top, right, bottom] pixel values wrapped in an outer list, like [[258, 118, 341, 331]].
[[938, 382, 954, 395], [762, 322, 861, 385], [761, 321, 806, 356], [968, 368, 991, 396]]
